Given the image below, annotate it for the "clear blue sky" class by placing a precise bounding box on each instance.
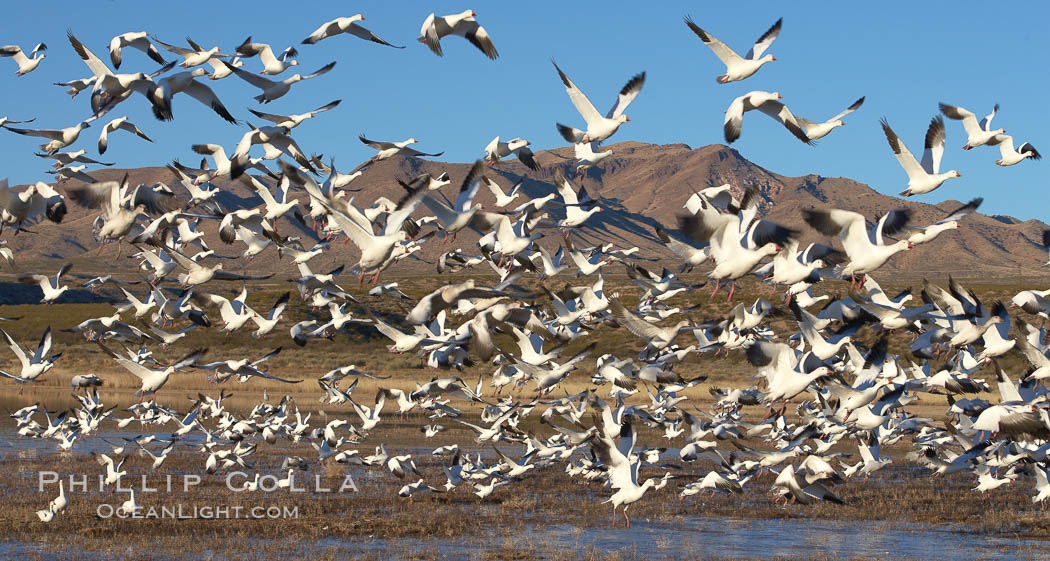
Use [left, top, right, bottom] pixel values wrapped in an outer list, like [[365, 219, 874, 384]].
[[2, 1, 1047, 220]]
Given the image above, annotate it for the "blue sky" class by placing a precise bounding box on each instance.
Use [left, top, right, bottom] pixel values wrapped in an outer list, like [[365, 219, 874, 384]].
[[1, 1, 1047, 220]]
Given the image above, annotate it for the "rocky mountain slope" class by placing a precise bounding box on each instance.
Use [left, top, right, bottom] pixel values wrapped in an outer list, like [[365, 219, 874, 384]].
[[4, 141, 1047, 285]]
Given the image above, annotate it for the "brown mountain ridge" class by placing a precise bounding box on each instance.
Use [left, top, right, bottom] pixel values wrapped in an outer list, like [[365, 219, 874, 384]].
[[4, 141, 1048, 285]]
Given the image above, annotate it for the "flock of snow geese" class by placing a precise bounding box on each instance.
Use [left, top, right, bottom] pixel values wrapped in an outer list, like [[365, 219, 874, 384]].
[[1, 11, 1048, 529]]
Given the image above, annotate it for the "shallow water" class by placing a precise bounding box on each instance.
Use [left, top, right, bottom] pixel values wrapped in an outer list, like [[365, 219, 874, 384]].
[[9, 516, 1047, 561]]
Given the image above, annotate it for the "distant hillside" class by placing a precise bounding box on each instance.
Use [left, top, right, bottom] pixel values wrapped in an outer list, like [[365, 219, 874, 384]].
[[3, 141, 1047, 286]]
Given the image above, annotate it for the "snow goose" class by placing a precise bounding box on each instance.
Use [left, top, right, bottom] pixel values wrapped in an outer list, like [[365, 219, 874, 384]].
[[905, 198, 981, 245], [684, 16, 780, 83], [198, 285, 256, 334], [803, 207, 913, 288], [116, 287, 156, 319], [881, 116, 961, 196], [0, 42, 46, 75], [419, 10, 499, 59], [565, 238, 609, 276], [553, 60, 645, 144], [491, 217, 541, 266], [228, 60, 336, 103], [99, 343, 205, 398], [229, 125, 314, 177], [37, 149, 112, 168], [766, 240, 844, 289], [609, 299, 691, 357], [151, 67, 237, 123], [18, 263, 73, 304], [416, 160, 483, 239], [68, 175, 175, 242], [790, 96, 866, 141], [655, 225, 709, 273], [0, 327, 62, 387], [303, 14, 404, 48], [235, 37, 300, 75], [97, 116, 152, 154], [406, 280, 511, 326], [939, 102, 1005, 150], [359, 135, 443, 164], [6, 120, 93, 154], [247, 99, 340, 130], [118, 489, 138, 516], [589, 418, 671, 527], [147, 324, 196, 349], [198, 347, 301, 385], [249, 292, 289, 338], [349, 395, 385, 431], [573, 141, 612, 171], [153, 37, 225, 68], [0, 180, 67, 229], [108, 32, 167, 69], [482, 176, 523, 208], [484, 136, 538, 170], [166, 247, 275, 286], [552, 168, 601, 231], [723, 91, 810, 144], [1011, 289, 1050, 317], [54, 76, 96, 98], [990, 133, 1040, 166], [70, 373, 103, 391]]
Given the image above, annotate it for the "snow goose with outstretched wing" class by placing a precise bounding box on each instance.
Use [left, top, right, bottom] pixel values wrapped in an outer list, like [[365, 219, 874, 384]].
[[905, 198, 981, 245], [723, 91, 810, 144], [228, 60, 335, 103], [990, 133, 1040, 166], [484, 136, 538, 170], [803, 207, 912, 288], [683, 16, 780, 84], [882, 116, 961, 196], [108, 32, 166, 69], [939, 102, 1004, 150], [553, 60, 645, 145], [419, 10, 498, 59], [0, 42, 47, 75], [791, 96, 866, 141], [303, 14, 403, 48]]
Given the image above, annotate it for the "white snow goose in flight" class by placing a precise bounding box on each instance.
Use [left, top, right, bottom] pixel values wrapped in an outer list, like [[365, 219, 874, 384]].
[[904, 197, 982, 245], [938, 102, 1005, 150], [235, 37, 300, 75], [419, 10, 498, 59], [990, 134, 1040, 166], [108, 32, 167, 69], [553, 60, 645, 145], [0, 42, 46, 75], [881, 116, 961, 197], [684, 16, 781, 84], [303, 14, 404, 48], [359, 136, 443, 165], [802, 207, 913, 289], [152, 36, 225, 69], [228, 60, 336, 103], [484, 136, 538, 170], [723, 91, 811, 144], [791, 96, 866, 141]]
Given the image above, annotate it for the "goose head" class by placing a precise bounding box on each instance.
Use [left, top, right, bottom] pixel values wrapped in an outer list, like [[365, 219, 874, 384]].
[[190, 67, 208, 79]]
